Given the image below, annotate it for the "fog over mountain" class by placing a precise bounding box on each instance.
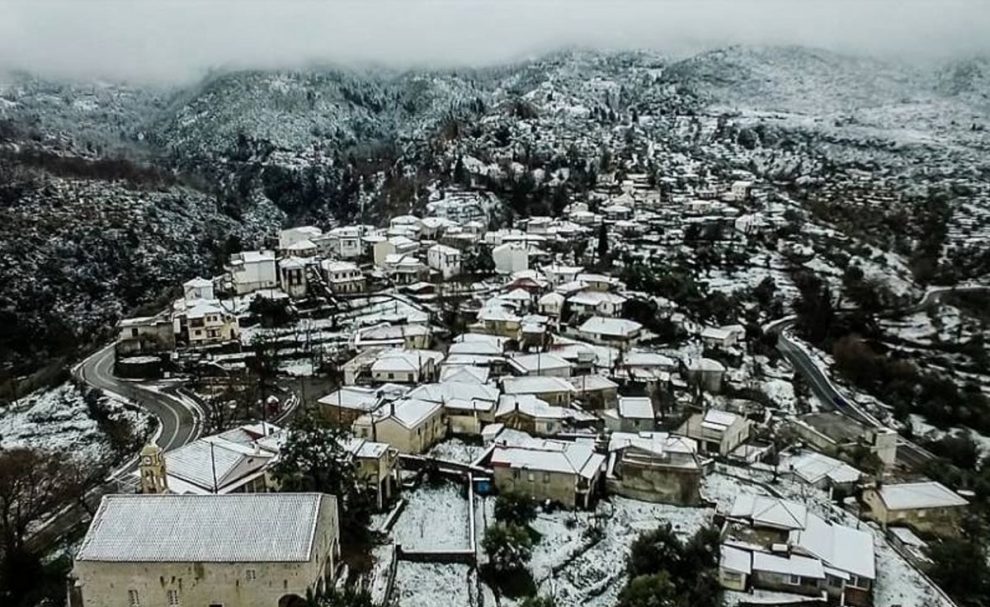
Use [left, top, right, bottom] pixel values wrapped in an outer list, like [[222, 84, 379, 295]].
[[2, 0, 990, 82]]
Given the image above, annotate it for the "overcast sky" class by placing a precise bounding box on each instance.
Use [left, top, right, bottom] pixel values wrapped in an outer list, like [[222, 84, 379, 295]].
[[1, 0, 989, 82]]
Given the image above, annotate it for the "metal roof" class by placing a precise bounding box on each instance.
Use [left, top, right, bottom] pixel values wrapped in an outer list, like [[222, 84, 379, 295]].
[[76, 493, 329, 563]]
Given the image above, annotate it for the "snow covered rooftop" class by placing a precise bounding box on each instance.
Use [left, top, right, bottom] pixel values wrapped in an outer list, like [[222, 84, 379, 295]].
[[77, 493, 330, 563], [720, 545, 752, 575], [380, 398, 442, 429], [617, 396, 655, 420], [439, 365, 490, 384], [317, 386, 381, 411], [578, 316, 642, 337], [407, 381, 500, 406], [608, 431, 698, 457], [788, 451, 862, 486], [509, 352, 572, 374], [729, 494, 808, 530], [751, 551, 824, 579], [789, 512, 876, 580], [876, 481, 969, 511], [502, 375, 575, 395], [490, 441, 604, 479]]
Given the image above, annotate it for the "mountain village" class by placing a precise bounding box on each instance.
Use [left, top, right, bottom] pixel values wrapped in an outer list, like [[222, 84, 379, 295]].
[[1, 43, 989, 607], [58, 167, 976, 607]]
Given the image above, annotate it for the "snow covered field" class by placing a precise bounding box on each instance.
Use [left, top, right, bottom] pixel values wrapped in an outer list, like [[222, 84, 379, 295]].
[[0, 382, 151, 466], [428, 438, 487, 465], [391, 482, 473, 552], [499, 497, 714, 607], [393, 562, 477, 607]]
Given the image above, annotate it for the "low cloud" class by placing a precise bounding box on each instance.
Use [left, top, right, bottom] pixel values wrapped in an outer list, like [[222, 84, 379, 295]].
[[1, 0, 988, 82]]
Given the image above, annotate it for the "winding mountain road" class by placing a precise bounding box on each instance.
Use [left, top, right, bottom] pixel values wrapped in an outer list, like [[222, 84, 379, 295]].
[[73, 344, 204, 460], [769, 284, 990, 468]]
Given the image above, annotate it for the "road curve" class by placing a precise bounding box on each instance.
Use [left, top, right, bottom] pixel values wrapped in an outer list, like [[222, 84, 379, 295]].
[[73, 344, 203, 458], [29, 345, 204, 552]]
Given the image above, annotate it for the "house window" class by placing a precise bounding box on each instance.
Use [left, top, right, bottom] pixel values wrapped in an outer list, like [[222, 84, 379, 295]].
[[127, 590, 140, 607], [527, 472, 535, 482], [246, 569, 257, 581], [543, 472, 551, 483], [166, 589, 180, 606], [848, 575, 870, 590], [131, 328, 139, 338], [786, 575, 801, 586]]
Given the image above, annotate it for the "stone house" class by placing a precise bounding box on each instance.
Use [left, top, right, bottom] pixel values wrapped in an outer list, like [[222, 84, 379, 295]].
[[486, 438, 605, 509], [70, 493, 339, 607], [605, 432, 702, 505], [353, 398, 447, 454]]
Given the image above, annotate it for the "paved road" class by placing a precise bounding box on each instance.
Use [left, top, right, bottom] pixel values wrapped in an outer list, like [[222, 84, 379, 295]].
[[776, 332, 882, 428], [771, 322, 936, 467], [74, 344, 203, 454], [30, 345, 206, 552]]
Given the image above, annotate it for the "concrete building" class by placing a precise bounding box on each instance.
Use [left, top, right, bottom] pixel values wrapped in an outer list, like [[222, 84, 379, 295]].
[[494, 395, 596, 437], [502, 375, 575, 407], [683, 358, 727, 393], [183, 277, 214, 302], [605, 397, 657, 433], [317, 226, 365, 259], [321, 260, 366, 294], [861, 481, 968, 534], [791, 413, 899, 468], [567, 290, 627, 318], [492, 242, 529, 275], [116, 314, 175, 355], [720, 494, 876, 606], [606, 432, 702, 505], [225, 251, 278, 295], [279, 226, 323, 252], [279, 257, 309, 299], [182, 300, 239, 346], [678, 409, 751, 456], [373, 236, 418, 268], [70, 493, 339, 607], [426, 243, 463, 280]]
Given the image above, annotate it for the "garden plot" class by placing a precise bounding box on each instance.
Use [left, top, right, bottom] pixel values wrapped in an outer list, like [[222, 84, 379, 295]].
[[393, 562, 477, 607], [509, 497, 714, 607], [391, 482, 472, 551]]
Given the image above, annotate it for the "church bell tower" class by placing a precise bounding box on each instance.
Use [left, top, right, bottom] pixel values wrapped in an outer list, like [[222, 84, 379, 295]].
[[139, 443, 169, 494]]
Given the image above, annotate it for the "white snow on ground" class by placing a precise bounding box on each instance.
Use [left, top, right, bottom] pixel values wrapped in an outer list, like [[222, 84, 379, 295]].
[[761, 378, 798, 412], [394, 562, 477, 607], [501, 497, 713, 607], [278, 359, 314, 377], [910, 413, 990, 459], [391, 482, 472, 551], [702, 468, 773, 511], [873, 534, 953, 607], [428, 438, 486, 465], [0, 382, 150, 466]]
